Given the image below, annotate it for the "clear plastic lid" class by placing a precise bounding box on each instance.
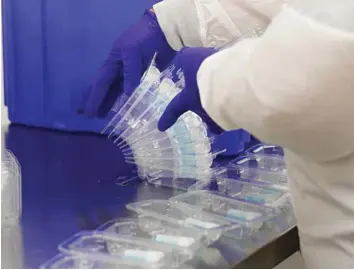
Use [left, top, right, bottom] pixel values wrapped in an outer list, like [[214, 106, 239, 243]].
[[96, 217, 206, 256], [245, 144, 284, 157], [146, 167, 213, 182], [225, 166, 288, 191], [58, 232, 188, 269], [126, 200, 247, 241], [146, 175, 203, 191]]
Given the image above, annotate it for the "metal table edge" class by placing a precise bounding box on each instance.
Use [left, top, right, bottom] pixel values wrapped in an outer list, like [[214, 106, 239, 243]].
[[233, 226, 299, 269]]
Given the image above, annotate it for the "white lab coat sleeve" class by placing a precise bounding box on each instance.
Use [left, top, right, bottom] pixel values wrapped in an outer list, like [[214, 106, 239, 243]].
[[198, 5, 354, 162], [153, 0, 203, 50], [153, 0, 285, 50]]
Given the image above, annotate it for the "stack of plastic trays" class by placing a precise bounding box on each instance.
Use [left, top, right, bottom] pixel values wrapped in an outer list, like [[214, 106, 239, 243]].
[[102, 58, 218, 191], [245, 144, 284, 158], [41, 217, 207, 269], [55, 232, 190, 269], [101, 55, 162, 137], [227, 148, 289, 191], [121, 85, 214, 183], [2, 150, 21, 223]]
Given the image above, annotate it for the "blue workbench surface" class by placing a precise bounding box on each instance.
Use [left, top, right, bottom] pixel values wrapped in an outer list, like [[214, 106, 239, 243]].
[[3, 124, 296, 268]]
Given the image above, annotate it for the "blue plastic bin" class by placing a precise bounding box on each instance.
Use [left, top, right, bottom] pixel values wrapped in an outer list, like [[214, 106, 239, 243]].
[[3, 0, 157, 132], [2, 0, 251, 155]]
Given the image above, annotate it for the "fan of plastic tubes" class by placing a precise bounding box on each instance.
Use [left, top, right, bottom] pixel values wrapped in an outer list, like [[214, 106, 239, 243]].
[[102, 54, 224, 189]]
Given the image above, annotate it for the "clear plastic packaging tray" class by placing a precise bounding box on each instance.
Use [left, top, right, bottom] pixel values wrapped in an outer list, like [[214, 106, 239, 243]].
[[245, 144, 284, 158], [97, 217, 206, 256], [58, 232, 188, 269], [146, 175, 209, 191], [170, 191, 278, 230], [228, 155, 288, 190], [126, 199, 247, 241], [212, 178, 290, 208], [226, 167, 288, 191], [2, 150, 22, 224], [229, 155, 286, 174], [40, 254, 139, 269]]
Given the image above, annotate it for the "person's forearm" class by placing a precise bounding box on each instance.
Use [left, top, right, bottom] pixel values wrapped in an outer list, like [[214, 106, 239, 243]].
[[153, 0, 285, 50], [198, 6, 354, 162]]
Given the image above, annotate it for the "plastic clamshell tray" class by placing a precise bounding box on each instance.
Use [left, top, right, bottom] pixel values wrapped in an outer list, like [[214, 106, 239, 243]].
[[213, 178, 290, 208], [126, 199, 249, 242], [58, 231, 188, 269], [96, 217, 206, 256], [169, 191, 279, 229], [245, 144, 284, 158], [230, 154, 286, 174], [226, 167, 288, 191], [228, 155, 288, 191], [2, 150, 22, 223], [146, 176, 207, 191], [40, 254, 140, 269]]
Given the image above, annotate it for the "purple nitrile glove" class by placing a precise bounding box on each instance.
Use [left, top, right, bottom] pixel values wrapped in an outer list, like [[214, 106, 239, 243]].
[[158, 47, 224, 135], [79, 10, 176, 117]]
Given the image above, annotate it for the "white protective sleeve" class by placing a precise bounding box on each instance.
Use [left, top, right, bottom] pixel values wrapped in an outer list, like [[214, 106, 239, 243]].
[[198, 1, 354, 162], [154, 0, 285, 50]]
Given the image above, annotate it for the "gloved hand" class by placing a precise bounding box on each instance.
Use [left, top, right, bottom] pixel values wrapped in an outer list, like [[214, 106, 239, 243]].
[[158, 47, 224, 134], [79, 10, 176, 117]]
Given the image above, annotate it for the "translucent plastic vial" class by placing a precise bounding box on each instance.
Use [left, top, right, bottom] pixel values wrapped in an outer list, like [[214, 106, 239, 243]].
[[2, 150, 22, 223]]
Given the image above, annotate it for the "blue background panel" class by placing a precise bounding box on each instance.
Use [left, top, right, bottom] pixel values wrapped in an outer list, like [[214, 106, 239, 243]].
[[2, 0, 254, 155], [3, 0, 157, 132]]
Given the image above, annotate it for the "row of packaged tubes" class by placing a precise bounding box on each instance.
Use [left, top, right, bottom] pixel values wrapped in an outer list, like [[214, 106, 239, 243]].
[[102, 60, 223, 182], [146, 144, 288, 193], [41, 145, 290, 269], [42, 191, 290, 268]]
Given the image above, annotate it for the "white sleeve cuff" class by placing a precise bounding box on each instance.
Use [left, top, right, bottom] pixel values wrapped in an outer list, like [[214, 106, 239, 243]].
[[154, 0, 202, 50]]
